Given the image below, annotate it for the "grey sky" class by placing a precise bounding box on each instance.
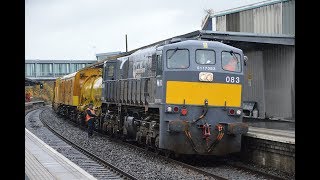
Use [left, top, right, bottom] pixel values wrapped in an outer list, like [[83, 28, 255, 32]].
[[25, 0, 264, 60]]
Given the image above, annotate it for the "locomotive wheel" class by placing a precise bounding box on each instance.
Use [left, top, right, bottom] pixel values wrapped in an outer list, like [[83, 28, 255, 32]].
[[77, 114, 83, 126], [154, 135, 160, 154], [112, 125, 118, 137], [174, 153, 180, 159], [164, 150, 172, 158], [120, 135, 126, 142], [144, 142, 150, 151], [102, 122, 108, 134], [154, 148, 161, 155]]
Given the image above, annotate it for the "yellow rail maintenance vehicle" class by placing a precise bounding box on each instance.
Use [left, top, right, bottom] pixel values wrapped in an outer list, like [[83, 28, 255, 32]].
[[52, 67, 103, 125]]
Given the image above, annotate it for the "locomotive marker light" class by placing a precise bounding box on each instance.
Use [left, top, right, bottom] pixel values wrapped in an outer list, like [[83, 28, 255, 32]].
[[229, 109, 235, 115], [236, 109, 242, 115], [199, 72, 213, 82], [173, 106, 179, 112], [181, 108, 188, 116]]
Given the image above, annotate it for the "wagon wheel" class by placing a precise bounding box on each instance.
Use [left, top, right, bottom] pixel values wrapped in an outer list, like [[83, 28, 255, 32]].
[[77, 113, 83, 127]]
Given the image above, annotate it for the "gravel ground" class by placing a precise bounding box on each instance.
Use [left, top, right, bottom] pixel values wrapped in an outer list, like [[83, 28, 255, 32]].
[[201, 165, 267, 180], [226, 161, 295, 180], [185, 156, 294, 179]]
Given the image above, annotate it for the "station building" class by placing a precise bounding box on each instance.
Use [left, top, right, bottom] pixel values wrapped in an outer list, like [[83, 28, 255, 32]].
[[200, 0, 295, 121], [25, 59, 97, 80]]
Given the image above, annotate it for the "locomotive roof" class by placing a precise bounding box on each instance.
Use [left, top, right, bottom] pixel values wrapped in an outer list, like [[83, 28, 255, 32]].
[[163, 40, 242, 52], [85, 30, 294, 68]]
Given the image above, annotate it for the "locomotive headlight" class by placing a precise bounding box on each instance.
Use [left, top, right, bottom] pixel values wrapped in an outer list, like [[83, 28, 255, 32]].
[[206, 73, 213, 81], [167, 106, 172, 112], [236, 109, 242, 115], [199, 72, 213, 82], [157, 79, 162, 87]]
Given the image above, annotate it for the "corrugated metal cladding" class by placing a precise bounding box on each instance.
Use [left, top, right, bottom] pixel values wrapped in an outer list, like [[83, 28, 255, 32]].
[[240, 10, 254, 33], [216, 0, 295, 35], [216, 16, 226, 31], [263, 45, 295, 119], [216, 3, 283, 34], [282, 0, 295, 35], [253, 3, 282, 34], [242, 50, 266, 118], [226, 13, 240, 32]]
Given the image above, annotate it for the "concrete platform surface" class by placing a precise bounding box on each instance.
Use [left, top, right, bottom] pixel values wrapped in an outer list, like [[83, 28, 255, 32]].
[[25, 128, 97, 180], [245, 126, 295, 144]]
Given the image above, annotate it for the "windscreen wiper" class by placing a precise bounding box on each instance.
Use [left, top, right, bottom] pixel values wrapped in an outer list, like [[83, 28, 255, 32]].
[[168, 47, 178, 59], [229, 51, 239, 62]]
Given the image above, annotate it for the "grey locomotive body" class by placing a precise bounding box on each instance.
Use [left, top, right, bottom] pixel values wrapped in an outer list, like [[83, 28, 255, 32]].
[[100, 39, 248, 156]]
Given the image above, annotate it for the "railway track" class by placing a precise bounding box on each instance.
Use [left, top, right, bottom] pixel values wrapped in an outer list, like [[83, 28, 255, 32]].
[[26, 108, 137, 180], [55, 114, 228, 180], [38, 106, 291, 179]]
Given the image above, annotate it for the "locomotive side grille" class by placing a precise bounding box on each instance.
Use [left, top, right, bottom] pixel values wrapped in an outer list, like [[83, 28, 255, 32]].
[[166, 81, 242, 107]]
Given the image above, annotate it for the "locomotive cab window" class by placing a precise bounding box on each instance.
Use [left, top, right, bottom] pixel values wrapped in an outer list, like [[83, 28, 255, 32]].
[[166, 49, 189, 69], [221, 51, 241, 72], [107, 65, 114, 77], [157, 54, 162, 75], [196, 50, 215, 65]]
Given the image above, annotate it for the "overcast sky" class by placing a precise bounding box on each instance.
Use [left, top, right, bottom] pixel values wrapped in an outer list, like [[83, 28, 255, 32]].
[[25, 0, 264, 60]]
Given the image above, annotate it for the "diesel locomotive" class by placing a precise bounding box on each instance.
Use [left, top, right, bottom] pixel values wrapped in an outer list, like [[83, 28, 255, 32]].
[[53, 39, 248, 156]]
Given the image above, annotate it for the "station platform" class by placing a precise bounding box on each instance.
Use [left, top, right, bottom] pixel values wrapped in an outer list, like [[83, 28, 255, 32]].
[[245, 126, 295, 144], [25, 128, 96, 180]]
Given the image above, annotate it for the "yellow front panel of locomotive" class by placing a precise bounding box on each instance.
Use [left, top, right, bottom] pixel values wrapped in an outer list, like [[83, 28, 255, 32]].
[[166, 81, 242, 107]]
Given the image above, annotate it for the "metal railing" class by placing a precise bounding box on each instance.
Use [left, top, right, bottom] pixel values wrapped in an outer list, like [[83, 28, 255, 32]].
[[25, 72, 71, 78]]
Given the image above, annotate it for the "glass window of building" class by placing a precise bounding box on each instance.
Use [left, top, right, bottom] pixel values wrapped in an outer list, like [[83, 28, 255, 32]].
[[70, 63, 86, 73], [25, 63, 35, 77], [54, 63, 69, 76], [36, 63, 53, 76]]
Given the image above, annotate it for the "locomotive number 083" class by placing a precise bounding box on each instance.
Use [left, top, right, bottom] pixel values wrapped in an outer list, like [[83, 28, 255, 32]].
[[225, 76, 240, 83]]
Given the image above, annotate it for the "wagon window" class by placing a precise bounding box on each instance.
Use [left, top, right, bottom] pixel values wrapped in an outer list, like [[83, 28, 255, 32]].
[[196, 50, 215, 65], [166, 49, 189, 69], [221, 51, 241, 72]]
